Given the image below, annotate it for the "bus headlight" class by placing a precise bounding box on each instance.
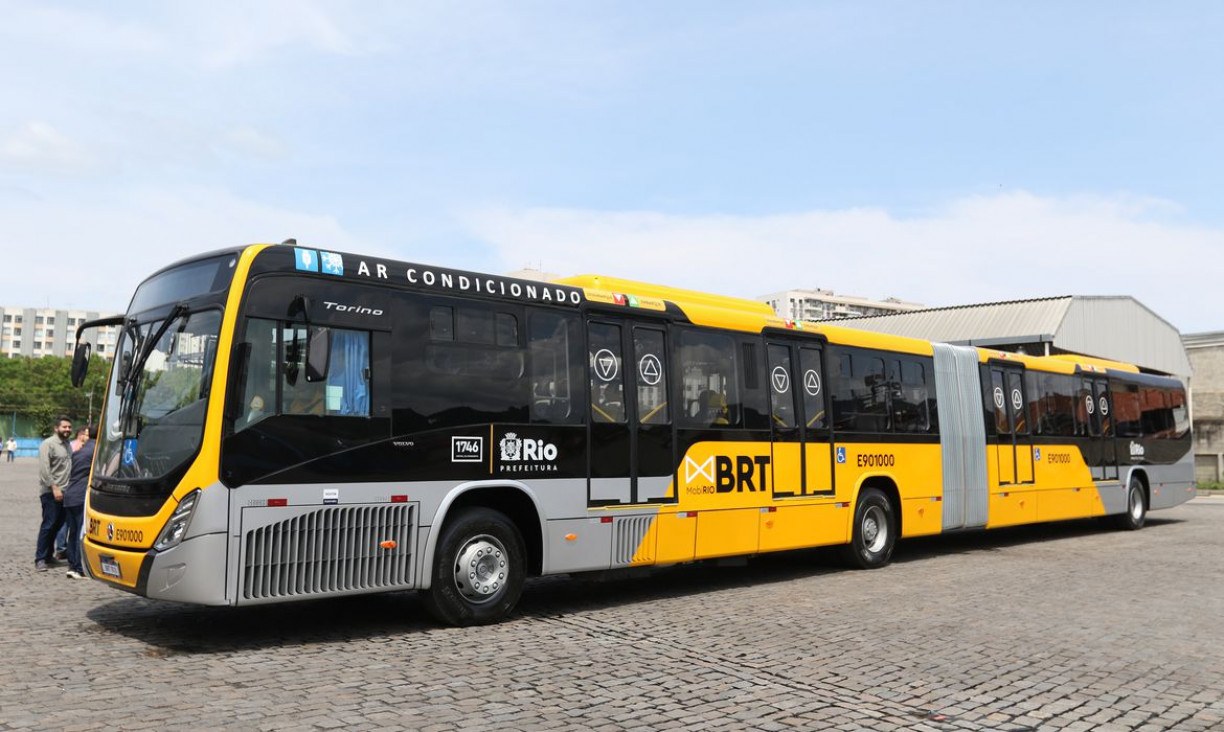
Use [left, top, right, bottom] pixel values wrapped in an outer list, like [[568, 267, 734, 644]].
[[154, 489, 201, 552]]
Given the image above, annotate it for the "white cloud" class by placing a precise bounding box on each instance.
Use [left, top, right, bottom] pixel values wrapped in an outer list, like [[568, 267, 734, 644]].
[[0, 186, 363, 313], [463, 191, 1223, 333], [189, 1, 363, 69], [0, 121, 95, 173], [218, 126, 289, 161]]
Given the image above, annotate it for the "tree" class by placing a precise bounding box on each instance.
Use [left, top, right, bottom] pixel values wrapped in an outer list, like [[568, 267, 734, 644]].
[[0, 355, 111, 435]]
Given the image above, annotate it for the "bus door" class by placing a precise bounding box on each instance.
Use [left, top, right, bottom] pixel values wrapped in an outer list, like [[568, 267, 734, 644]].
[[1085, 377, 1118, 482], [586, 320, 674, 505], [766, 342, 831, 496], [990, 364, 1034, 486]]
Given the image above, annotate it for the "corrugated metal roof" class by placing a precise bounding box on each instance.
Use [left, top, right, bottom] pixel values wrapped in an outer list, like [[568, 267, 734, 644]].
[[824, 295, 1191, 377]]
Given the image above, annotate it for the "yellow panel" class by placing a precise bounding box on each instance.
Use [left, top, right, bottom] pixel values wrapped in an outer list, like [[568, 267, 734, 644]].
[[654, 511, 696, 564], [1017, 444, 1034, 483], [676, 441, 775, 510], [832, 442, 943, 504], [986, 490, 1038, 528], [758, 503, 851, 552], [772, 443, 804, 496], [997, 442, 1016, 486], [1037, 487, 1100, 522], [805, 444, 833, 494], [82, 538, 145, 589], [1032, 444, 1093, 489], [695, 509, 759, 559], [900, 497, 943, 537]]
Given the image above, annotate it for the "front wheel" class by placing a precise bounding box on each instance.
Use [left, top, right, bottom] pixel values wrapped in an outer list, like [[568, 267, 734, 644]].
[[842, 487, 897, 569], [424, 508, 526, 626], [1111, 477, 1147, 531]]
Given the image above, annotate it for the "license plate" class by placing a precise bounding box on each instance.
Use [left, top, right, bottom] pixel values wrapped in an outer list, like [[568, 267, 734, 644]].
[[99, 555, 121, 578]]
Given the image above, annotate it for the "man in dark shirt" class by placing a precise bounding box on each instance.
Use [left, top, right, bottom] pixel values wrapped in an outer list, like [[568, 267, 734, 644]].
[[62, 425, 96, 579]]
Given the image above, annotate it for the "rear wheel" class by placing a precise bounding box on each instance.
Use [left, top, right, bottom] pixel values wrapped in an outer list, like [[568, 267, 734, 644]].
[[1111, 477, 1147, 531], [843, 487, 897, 569], [424, 508, 526, 626]]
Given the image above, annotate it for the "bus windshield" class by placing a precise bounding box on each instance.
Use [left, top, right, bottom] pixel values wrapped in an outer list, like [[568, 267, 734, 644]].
[[95, 308, 222, 482]]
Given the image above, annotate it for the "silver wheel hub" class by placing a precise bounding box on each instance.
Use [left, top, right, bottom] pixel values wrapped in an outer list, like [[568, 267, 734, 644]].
[[862, 506, 888, 553], [453, 535, 508, 604], [1130, 488, 1144, 520]]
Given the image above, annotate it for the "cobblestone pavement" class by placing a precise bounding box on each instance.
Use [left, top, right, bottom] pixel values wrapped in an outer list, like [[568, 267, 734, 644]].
[[2, 458, 1223, 731]]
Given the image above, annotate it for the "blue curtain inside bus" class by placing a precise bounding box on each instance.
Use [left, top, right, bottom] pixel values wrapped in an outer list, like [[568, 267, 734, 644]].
[[328, 330, 370, 416]]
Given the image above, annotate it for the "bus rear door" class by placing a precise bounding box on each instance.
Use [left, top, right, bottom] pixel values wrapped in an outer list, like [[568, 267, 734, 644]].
[[586, 319, 674, 505], [990, 364, 1035, 486]]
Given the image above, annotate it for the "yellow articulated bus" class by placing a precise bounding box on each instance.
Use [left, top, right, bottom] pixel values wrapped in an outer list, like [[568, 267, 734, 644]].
[[71, 242, 1194, 625]]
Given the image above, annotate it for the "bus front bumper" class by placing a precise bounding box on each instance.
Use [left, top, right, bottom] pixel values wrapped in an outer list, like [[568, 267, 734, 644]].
[[83, 533, 231, 605]]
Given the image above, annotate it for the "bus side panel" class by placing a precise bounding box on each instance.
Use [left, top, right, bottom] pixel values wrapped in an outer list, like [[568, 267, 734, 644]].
[[759, 503, 850, 552], [1034, 445, 1100, 522], [695, 509, 759, 559], [654, 511, 697, 564]]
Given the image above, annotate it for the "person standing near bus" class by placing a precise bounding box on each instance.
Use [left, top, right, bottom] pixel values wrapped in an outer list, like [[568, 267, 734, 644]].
[[35, 416, 73, 572], [62, 424, 95, 579], [5, 436, 16, 462]]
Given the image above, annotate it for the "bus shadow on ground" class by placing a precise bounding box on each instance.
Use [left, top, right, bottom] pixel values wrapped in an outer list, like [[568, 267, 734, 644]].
[[86, 592, 435, 655], [893, 515, 1181, 563], [87, 516, 1182, 653]]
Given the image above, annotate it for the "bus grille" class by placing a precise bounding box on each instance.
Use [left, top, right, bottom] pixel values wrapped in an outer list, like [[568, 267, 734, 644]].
[[613, 515, 653, 566], [242, 505, 415, 600]]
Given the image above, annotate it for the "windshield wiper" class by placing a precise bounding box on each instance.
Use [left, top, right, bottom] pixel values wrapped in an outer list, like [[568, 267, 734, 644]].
[[132, 304, 189, 380], [119, 304, 190, 436]]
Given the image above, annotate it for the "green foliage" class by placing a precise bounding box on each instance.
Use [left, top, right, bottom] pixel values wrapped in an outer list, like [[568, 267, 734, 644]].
[[0, 355, 111, 436], [1199, 481, 1224, 492]]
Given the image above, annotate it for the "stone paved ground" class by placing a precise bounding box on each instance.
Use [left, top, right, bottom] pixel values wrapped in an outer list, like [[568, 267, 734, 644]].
[[2, 457, 1222, 731]]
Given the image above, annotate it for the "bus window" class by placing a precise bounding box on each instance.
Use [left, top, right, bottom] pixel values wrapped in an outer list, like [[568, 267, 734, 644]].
[[323, 329, 371, 416], [237, 318, 277, 431], [284, 325, 370, 417], [1038, 373, 1076, 436], [836, 353, 887, 433], [588, 323, 625, 423], [529, 311, 581, 424], [1140, 387, 1173, 437], [1092, 382, 1112, 437], [283, 324, 326, 415], [634, 328, 669, 425], [1114, 384, 1142, 437], [1170, 388, 1189, 437], [990, 370, 1009, 435], [429, 306, 454, 341], [767, 344, 796, 429], [799, 347, 826, 431], [894, 359, 930, 433], [678, 330, 739, 428], [1007, 371, 1027, 435], [740, 341, 769, 430], [1079, 379, 1098, 436]]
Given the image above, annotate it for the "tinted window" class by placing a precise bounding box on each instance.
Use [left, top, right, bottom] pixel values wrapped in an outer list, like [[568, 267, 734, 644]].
[[894, 360, 931, 433], [768, 344, 796, 429], [678, 330, 739, 428], [589, 322, 625, 423], [529, 310, 582, 424], [799, 347, 826, 431], [634, 328, 669, 425], [831, 350, 888, 432]]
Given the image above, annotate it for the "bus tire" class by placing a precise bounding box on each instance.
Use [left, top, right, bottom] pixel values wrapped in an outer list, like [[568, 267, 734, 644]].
[[424, 507, 526, 627], [1111, 477, 1147, 531], [843, 487, 896, 569]]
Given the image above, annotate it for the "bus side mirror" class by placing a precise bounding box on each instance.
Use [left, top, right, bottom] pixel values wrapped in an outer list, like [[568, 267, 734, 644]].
[[305, 327, 331, 382], [70, 343, 92, 387]]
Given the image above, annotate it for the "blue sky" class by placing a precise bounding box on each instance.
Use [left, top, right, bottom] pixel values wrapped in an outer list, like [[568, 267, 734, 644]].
[[2, 2, 1222, 332]]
